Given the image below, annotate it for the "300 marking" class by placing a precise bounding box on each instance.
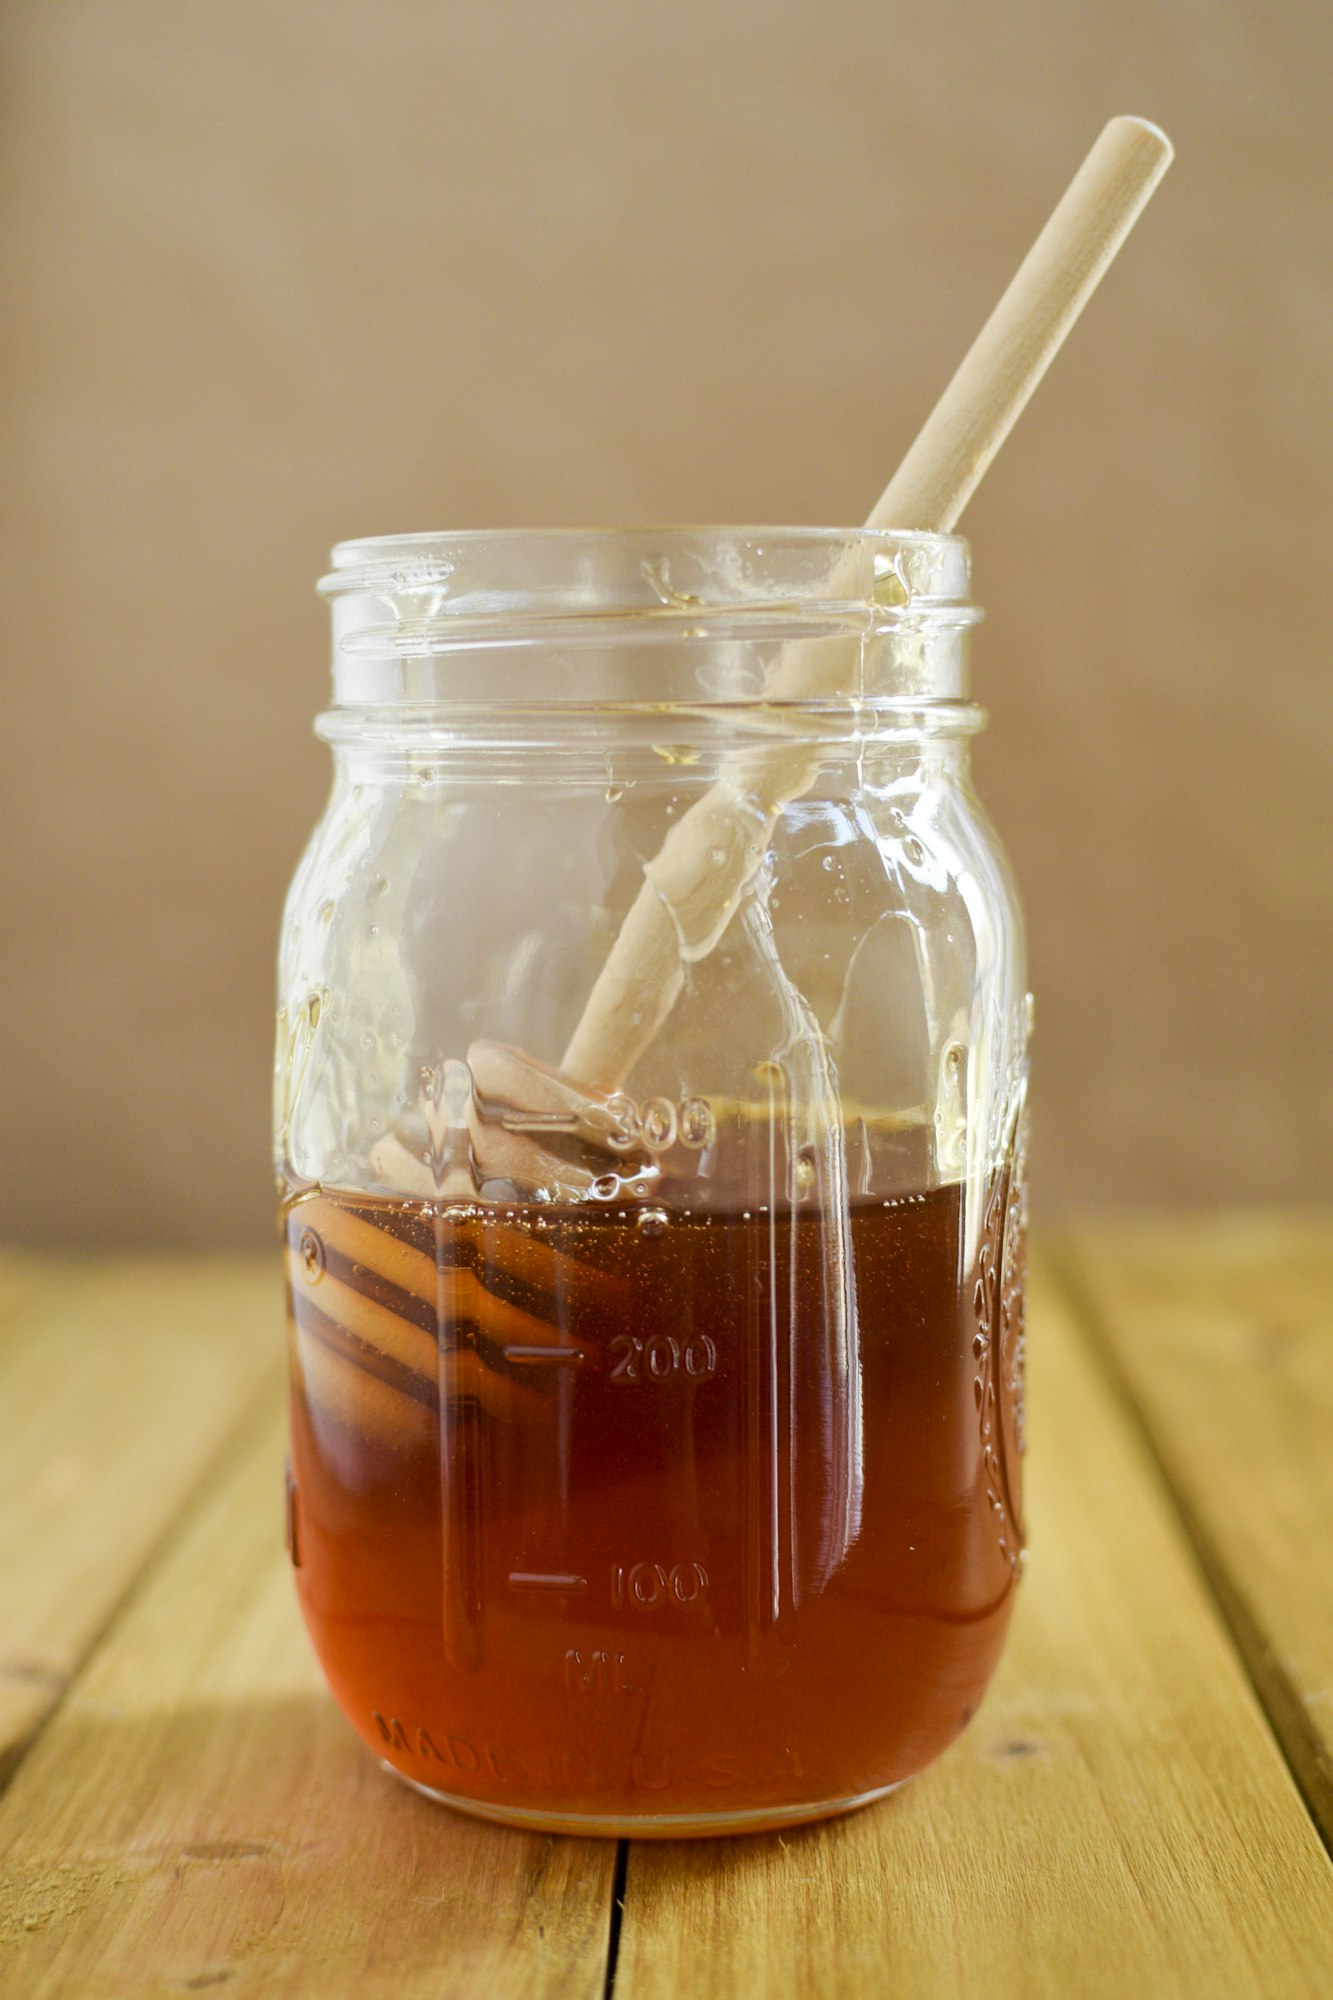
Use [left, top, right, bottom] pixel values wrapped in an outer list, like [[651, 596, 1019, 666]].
[[611, 1560, 709, 1610], [608, 1333, 717, 1384], [600, 1093, 716, 1155]]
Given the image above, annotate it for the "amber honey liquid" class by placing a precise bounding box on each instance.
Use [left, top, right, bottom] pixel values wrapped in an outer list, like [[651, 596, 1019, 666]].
[[284, 1169, 1025, 1834]]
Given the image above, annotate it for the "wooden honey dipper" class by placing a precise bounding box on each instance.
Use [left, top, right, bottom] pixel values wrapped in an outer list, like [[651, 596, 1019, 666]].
[[314, 113, 1176, 1440], [316, 118, 1175, 1443], [551, 115, 1174, 1098]]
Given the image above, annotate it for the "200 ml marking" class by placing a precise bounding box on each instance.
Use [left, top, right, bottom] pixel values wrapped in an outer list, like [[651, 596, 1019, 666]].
[[609, 1333, 717, 1384]]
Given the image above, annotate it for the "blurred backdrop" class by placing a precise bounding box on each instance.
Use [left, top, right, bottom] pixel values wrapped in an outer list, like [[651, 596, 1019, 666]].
[[2, 0, 1330, 1249]]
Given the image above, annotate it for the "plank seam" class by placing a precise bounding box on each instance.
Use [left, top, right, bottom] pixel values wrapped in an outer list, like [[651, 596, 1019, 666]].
[[603, 1839, 629, 1997], [0, 1360, 287, 1802], [1047, 1239, 1333, 1864]]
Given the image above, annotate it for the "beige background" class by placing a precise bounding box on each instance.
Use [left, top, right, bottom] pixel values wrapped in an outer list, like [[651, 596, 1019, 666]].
[[1, 0, 1330, 1249]]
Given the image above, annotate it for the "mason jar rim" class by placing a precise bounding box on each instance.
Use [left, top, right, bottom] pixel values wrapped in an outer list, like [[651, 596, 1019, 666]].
[[319, 524, 976, 612], [317, 527, 981, 718]]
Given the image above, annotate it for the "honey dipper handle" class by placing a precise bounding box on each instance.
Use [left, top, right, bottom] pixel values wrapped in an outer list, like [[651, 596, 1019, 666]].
[[560, 117, 1173, 1093], [870, 116, 1173, 532]]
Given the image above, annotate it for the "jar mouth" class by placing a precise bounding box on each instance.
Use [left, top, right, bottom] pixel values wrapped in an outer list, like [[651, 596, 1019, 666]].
[[321, 525, 975, 613], [319, 527, 981, 711]]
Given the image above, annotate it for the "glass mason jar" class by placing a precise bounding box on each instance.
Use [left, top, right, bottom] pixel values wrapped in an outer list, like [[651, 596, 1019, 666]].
[[276, 527, 1030, 1837]]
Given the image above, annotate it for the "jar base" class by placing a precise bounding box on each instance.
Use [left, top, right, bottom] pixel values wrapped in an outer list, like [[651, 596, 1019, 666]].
[[384, 1761, 908, 1839]]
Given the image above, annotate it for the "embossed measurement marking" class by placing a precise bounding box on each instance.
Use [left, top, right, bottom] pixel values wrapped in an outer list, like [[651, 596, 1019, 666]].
[[564, 1648, 645, 1695], [507, 1571, 588, 1593], [501, 1345, 584, 1365], [609, 1332, 717, 1384], [611, 1560, 709, 1609]]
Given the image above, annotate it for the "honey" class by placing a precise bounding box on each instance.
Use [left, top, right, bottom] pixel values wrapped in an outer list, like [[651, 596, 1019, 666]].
[[283, 1154, 1025, 1835]]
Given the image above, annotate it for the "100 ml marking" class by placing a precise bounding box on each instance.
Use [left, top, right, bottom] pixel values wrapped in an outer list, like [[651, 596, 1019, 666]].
[[611, 1560, 709, 1609]]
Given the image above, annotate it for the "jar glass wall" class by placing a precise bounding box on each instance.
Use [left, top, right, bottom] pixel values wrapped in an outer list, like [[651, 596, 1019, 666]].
[[276, 528, 1030, 1836]]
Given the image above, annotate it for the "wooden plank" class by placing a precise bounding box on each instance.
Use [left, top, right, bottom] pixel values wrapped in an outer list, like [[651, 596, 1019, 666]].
[[0, 1393, 615, 2000], [1057, 1215, 1333, 1845], [0, 1251, 53, 1343], [0, 1255, 282, 1784], [612, 1257, 1333, 2000]]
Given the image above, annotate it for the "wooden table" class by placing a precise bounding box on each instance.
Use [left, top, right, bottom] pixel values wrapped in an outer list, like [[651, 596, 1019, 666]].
[[1, 1224, 1330, 1998]]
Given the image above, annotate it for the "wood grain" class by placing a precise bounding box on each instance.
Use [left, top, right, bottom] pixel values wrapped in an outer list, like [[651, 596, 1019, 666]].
[[0, 1256, 281, 1784], [612, 1257, 1333, 2000], [2, 1238, 1329, 1996], [1057, 1216, 1333, 1845], [0, 1395, 615, 2000]]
